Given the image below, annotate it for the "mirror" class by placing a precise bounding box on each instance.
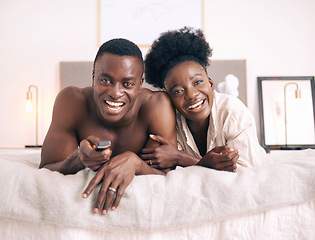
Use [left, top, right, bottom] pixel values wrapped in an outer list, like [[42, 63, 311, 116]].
[[258, 76, 315, 152]]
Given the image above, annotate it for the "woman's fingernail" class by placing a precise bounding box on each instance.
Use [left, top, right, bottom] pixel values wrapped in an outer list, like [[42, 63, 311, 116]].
[[93, 208, 99, 214], [102, 210, 107, 215], [82, 193, 87, 198], [149, 134, 155, 138], [112, 206, 116, 210]]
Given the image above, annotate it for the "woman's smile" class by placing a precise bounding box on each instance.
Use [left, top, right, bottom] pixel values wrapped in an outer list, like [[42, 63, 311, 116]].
[[187, 99, 206, 111]]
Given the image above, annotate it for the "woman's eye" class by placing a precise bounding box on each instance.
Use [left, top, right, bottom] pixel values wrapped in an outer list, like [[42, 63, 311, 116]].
[[173, 89, 183, 95], [194, 80, 203, 85]]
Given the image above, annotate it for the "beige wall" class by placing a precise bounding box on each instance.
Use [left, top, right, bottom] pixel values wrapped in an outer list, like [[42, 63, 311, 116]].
[[0, 0, 99, 148], [1, 0, 315, 148]]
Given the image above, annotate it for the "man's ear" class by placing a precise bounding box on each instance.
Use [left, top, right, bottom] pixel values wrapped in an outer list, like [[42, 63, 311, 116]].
[[140, 76, 144, 87]]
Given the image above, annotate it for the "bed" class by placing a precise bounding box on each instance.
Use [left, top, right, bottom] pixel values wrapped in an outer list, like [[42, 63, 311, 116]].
[[2, 60, 314, 239], [1, 148, 315, 239]]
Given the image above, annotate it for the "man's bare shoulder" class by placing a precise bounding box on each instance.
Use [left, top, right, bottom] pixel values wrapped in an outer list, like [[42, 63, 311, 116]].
[[140, 88, 171, 107], [53, 86, 93, 119], [56, 86, 91, 100], [139, 88, 174, 118], [139, 88, 176, 146]]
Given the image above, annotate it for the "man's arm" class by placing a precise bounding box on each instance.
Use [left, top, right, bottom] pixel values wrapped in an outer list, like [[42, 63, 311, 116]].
[[40, 87, 110, 174], [82, 150, 159, 215], [82, 91, 177, 214], [40, 87, 83, 174], [145, 90, 177, 146], [140, 90, 177, 171]]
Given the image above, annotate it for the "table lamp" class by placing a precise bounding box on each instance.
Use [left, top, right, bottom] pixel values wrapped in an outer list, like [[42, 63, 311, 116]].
[[284, 82, 301, 147], [25, 85, 42, 148]]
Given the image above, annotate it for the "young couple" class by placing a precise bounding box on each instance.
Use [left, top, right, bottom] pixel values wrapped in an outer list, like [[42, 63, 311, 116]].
[[40, 27, 265, 215]]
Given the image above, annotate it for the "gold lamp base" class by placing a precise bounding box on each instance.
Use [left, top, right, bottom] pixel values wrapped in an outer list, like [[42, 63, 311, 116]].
[[25, 145, 42, 148]]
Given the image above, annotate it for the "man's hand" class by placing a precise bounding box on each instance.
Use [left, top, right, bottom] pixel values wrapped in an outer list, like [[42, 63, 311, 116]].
[[79, 135, 112, 171], [82, 151, 141, 215], [197, 146, 239, 172], [141, 134, 179, 169]]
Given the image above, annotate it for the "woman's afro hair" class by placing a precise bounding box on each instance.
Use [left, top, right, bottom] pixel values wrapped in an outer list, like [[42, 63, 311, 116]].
[[144, 27, 212, 89]]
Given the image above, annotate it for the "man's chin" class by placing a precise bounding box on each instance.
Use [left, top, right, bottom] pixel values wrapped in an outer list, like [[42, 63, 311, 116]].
[[101, 108, 130, 124], [101, 114, 124, 125]]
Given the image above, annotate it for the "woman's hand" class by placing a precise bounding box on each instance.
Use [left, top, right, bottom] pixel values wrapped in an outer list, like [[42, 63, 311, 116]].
[[82, 151, 141, 215], [197, 146, 239, 172], [141, 134, 179, 169], [79, 135, 112, 171]]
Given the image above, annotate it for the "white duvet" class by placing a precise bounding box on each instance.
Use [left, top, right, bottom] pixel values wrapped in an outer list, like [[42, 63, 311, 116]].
[[0, 149, 315, 239]]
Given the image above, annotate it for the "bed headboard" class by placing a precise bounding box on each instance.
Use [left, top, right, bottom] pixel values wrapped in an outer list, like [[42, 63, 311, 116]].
[[60, 61, 94, 89], [60, 59, 247, 105]]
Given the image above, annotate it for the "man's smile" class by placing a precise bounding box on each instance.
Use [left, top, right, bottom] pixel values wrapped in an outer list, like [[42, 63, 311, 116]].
[[105, 100, 125, 111]]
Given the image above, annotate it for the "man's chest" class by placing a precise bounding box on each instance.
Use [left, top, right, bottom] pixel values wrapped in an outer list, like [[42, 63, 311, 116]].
[[77, 119, 149, 156]]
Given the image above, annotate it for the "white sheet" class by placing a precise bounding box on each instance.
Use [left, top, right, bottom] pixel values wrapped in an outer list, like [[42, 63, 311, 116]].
[[1, 200, 315, 240], [0, 149, 315, 239]]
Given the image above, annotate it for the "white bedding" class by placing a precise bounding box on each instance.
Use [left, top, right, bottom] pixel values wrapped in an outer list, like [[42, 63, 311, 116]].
[[0, 149, 315, 239]]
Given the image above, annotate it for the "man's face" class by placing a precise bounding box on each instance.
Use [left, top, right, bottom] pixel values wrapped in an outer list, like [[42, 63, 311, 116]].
[[93, 53, 143, 124], [164, 61, 214, 122]]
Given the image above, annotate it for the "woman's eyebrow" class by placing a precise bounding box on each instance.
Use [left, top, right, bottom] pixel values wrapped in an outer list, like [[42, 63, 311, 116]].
[[169, 73, 203, 91], [189, 73, 202, 80], [169, 83, 179, 93]]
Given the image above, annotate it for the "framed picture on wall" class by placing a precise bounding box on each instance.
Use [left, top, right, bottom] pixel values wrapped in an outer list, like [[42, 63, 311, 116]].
[[99, 0, 204, 47], [257, 76, 315, 152]]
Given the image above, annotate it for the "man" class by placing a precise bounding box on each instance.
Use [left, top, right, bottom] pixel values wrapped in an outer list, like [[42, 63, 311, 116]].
[[40, 38, 177, 215]]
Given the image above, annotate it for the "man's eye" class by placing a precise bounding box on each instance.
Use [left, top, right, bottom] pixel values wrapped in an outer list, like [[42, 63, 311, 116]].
[[123, 82, 135, 88], [100, 79, 110, 84]]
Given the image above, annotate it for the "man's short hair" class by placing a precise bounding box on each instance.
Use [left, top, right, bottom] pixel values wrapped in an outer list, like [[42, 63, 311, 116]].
[[93, 38, 144, 71]]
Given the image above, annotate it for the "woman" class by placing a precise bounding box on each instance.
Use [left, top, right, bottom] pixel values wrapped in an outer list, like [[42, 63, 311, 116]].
[[142, 27, 265, 172]]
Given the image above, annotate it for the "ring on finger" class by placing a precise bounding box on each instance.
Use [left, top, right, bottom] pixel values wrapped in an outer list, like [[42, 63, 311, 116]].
[[108, 187, 117, 193]]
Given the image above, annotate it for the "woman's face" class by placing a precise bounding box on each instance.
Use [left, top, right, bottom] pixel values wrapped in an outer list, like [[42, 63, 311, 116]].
[[164, 61, 214, 122]]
